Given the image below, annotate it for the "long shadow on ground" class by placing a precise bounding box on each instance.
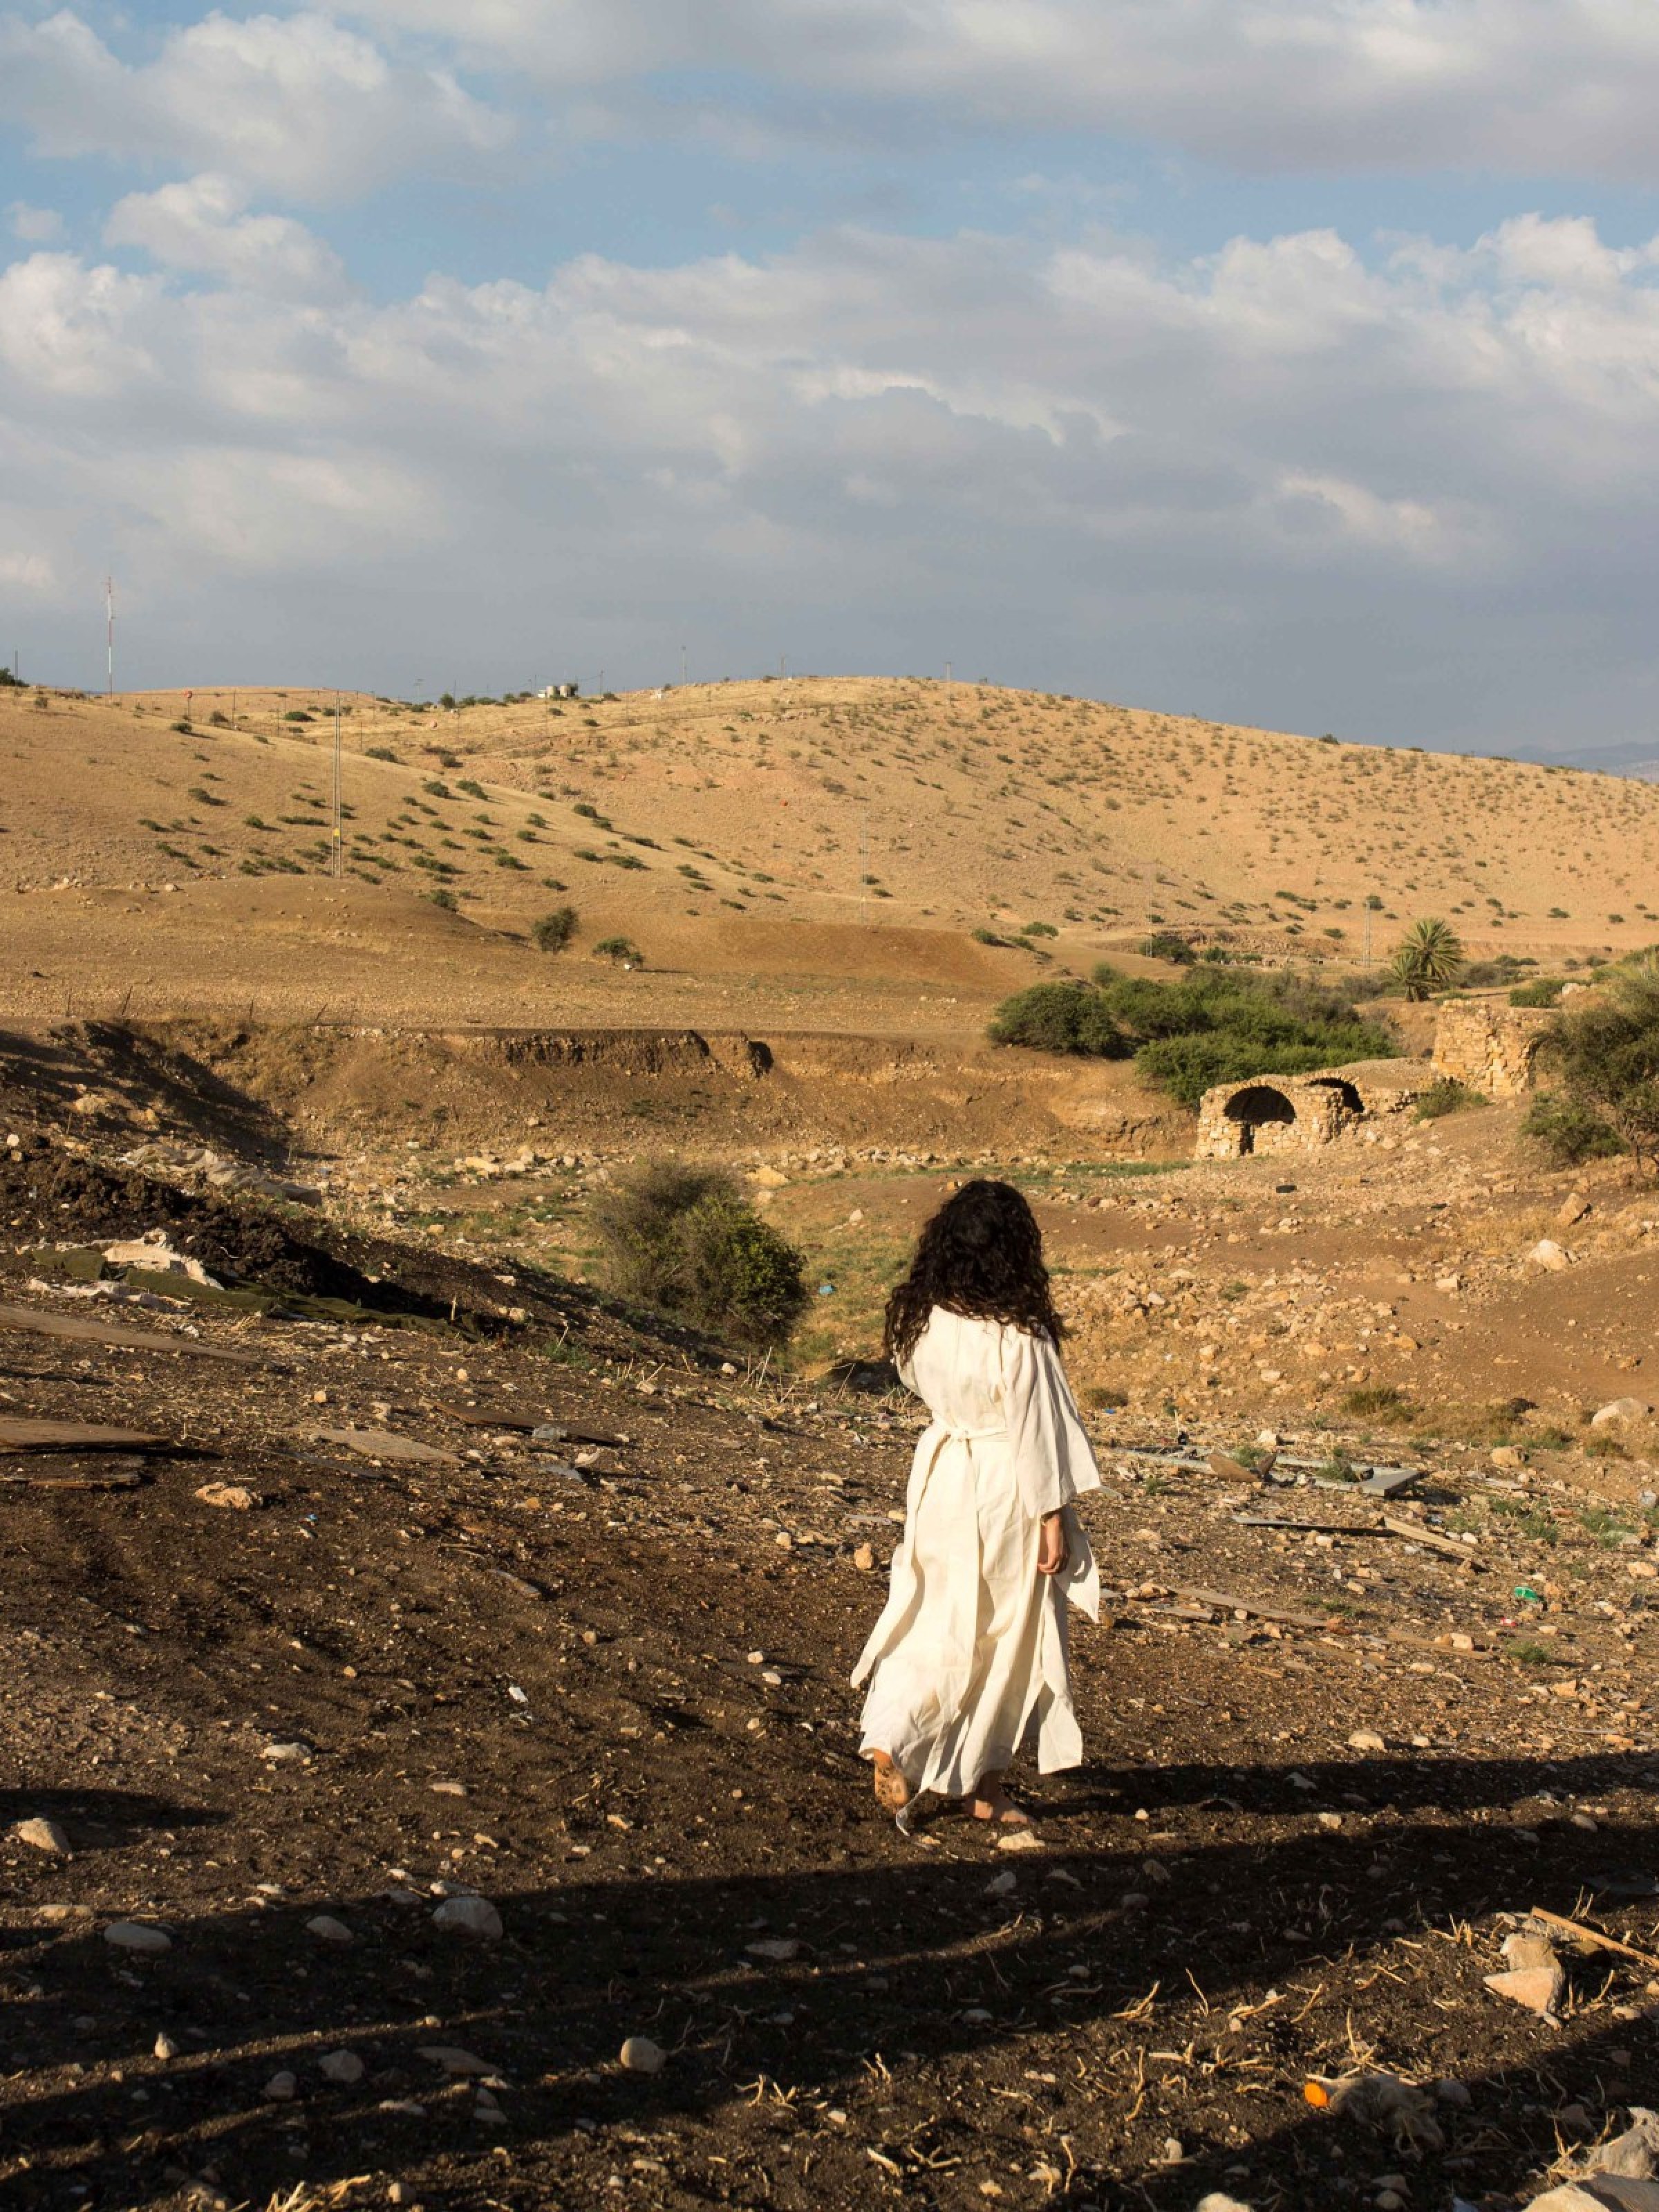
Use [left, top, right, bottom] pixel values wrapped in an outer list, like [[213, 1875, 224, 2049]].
[[4, 1753, 1656, 2209]]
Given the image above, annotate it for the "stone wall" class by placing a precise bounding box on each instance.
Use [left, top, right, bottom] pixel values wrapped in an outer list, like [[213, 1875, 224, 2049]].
[[1194, 1060, 1428, 1161], [1432, 1002, 1553, 1098]]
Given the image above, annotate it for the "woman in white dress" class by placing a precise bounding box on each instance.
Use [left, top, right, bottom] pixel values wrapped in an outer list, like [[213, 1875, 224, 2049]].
[[853, 1180, 1101, 1828]]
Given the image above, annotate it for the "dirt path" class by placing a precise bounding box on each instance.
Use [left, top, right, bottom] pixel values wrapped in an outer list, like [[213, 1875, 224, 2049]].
[[2, 1133, 1658, 2211]]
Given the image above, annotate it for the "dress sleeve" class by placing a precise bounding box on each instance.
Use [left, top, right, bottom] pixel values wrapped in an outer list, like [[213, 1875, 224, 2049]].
[[999, 1327, 1103, 1521]]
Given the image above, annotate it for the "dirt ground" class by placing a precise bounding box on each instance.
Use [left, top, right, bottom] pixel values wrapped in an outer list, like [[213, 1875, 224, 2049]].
[[3, 1055, 1659, 2212]]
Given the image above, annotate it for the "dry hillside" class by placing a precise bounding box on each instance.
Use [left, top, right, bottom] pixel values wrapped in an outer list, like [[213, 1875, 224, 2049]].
[[1, 675, 1652, 1033]]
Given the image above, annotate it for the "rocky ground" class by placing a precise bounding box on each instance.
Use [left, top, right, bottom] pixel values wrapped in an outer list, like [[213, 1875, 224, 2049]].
[[1, 1100, 1658, 2212]]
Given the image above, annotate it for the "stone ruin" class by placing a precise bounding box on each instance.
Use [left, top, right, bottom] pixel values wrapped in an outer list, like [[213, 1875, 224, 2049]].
[[1430, 1000, 1555, 1098], [1194, 999, 1556, 1160], [1194, 1059, 1425, 1159]]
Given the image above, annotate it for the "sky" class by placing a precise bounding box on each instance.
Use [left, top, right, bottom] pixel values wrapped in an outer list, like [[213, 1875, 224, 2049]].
[[3, 3, 1659, 756]]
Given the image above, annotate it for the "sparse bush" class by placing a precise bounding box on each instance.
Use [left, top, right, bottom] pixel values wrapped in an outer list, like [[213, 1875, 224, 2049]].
[[283, 709, 313, 723], [592, 935, 644, 965], [1416, 1078, 1484, 1121], [207, 710, 229, 727], [591, 1160, 808, 1350], [428, 888, 458, 912], [1510, 977, 1564, 1008], [971, 926, 1009, 946], [366, 744, 399, 762], [531, 906, 577, 952], [1340, 1384, 1417, 1423], [1537, 968, 1659, 1174], [1521, 1090, 1624, 1167]]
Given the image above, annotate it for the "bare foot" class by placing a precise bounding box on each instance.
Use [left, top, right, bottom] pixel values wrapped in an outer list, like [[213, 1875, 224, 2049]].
[[871, 1750, 911, 1815], [968, 1769, 1033, 1825]]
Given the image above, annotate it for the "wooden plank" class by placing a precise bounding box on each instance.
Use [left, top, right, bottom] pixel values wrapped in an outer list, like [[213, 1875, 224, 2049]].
[[1382, 1514, 1474, 1559], [1175, 1584, 1340, 1631], [1528, 1906, 1659, 1972], [0, 1302, 261, 1366], [0, 1417, 170, 1454], [314, 1427, 461, 1467], [0, 1466, 146, 1491]]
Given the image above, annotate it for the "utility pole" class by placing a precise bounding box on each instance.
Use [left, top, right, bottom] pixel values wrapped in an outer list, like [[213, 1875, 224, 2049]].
[[681, 641, 688, 688], [859, 804, 870, 926], [332, 691, 344, 879], [945, 659, 952, 685], [105, 577, 114, 697], [1364, 903, 1373, 968]]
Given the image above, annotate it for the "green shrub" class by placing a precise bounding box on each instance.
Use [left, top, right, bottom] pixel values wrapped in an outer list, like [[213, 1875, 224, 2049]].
[[1521, 1090, 1624, 1166], [986, 983, 1130, 1056], [592, 935, 644, 965], [366, 744, 399, 762], [1537, 969, 1659, 1174], [531, 906, 577, 952], [995, 967, 1394, 1104], [283, 709, 313, 723], [971, 926, 1009, 946], [591, 1161, 808, 1350], [1138, 930, 1197, 966], [1416, 1077, 1484, 1120], [1510, 977, 1564, 1008]]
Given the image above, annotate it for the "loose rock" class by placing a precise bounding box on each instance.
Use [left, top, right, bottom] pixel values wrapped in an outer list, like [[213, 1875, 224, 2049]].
[[13, 1816, 71, 1856], [104, 1920, 171, 1954], [431, 1895, 503, 1940], [619, 2035, 666, 2074]]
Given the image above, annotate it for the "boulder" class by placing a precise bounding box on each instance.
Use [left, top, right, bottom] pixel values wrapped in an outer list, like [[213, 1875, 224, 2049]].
[[1592, 1398, 1651, 1429]]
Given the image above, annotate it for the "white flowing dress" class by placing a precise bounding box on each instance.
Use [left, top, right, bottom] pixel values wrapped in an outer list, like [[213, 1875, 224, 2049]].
[[852, 1308, 1102, 1798]]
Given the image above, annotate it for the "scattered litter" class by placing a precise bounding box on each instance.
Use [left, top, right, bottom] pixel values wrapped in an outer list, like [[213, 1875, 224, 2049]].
[[101, 1232, 221, 1284], [1303, 2071, 1445, 2154], [195, 1481, 259, 1510], [314, 1427, 461, 1467]]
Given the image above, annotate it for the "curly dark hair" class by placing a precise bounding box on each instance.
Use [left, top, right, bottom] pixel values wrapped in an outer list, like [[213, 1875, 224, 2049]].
[[883, 1179, 1063, 1365]]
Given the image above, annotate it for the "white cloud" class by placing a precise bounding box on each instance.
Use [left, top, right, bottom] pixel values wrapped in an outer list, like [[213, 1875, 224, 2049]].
[[7, 202, 64, 244], [7, 210, 1659, 745], [105, 175, 348, 300], [339, 0, 1659, 180], [0, 546, 57, 591], [0, 9, 509, 200]]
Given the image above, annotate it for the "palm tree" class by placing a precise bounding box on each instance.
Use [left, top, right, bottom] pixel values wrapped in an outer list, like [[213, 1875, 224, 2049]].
[[1389, 917, 1465, 1001]]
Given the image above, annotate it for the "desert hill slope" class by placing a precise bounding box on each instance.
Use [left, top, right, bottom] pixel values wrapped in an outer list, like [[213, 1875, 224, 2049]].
[[1, 673, 1651, 1028]]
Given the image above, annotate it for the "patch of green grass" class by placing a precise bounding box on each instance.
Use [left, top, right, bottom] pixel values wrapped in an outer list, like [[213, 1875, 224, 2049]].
[[1507, 1640, 1555, 1667], [1340, 1383, 1417, 1423]]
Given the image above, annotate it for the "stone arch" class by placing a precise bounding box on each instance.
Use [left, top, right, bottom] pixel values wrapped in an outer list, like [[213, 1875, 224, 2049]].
[[1306, 1076, 1363, 1117], [1223, 1082, 1297, 1155]]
